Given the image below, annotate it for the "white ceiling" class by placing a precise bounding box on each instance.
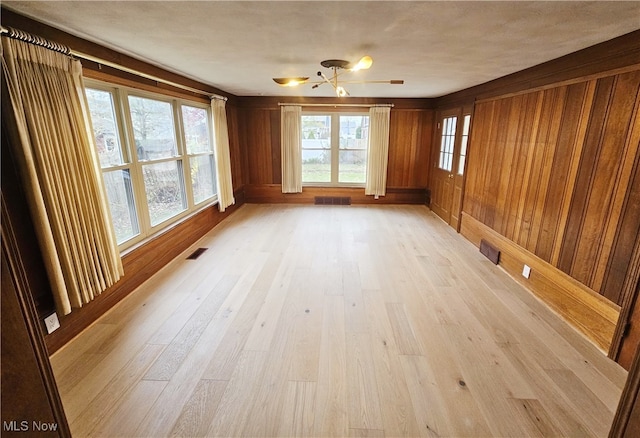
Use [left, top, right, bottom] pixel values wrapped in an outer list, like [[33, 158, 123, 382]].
[[3, 1, 640, 98]]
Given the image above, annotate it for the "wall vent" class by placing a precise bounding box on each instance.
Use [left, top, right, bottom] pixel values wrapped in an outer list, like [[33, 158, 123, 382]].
[[187, 248, 208, 260], [479, 239, 500, 265], [314, 196, 351, 205]]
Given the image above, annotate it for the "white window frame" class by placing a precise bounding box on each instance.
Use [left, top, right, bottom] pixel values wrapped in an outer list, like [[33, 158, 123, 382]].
[[301, 111, 369, 188], [85, 79, 217, 251]]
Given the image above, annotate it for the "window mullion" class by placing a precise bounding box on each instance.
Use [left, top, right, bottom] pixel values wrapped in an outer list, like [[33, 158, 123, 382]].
[[121, 90, 152, 235], [174, 100, 194, 211], [331, 114, 339, 185]]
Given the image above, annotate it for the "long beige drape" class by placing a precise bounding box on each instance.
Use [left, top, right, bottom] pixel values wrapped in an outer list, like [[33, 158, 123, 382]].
[[212, 98, 235, 212], [281, 105, 302, 193], [365, 106, 391, 198], [1, 37, 123, 315]]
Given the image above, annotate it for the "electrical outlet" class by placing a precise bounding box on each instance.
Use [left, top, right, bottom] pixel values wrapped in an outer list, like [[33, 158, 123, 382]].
[[522, 264, 531, 279], [44, 313, 60, 334]]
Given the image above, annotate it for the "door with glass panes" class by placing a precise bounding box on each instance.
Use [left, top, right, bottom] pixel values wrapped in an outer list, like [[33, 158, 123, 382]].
[[430, 108, 471, 230]]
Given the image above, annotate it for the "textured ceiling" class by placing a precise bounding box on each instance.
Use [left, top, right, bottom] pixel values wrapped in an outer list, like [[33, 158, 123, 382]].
[[3, 1, 640, 98]]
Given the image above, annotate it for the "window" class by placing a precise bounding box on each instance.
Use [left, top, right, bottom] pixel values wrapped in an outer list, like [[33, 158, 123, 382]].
[[85, 82, 217, 249], [301, 115, 331, 183], [458, 114, 471, 175], [301, 113, 369, 185], [438, 116, 457, 172], [86, 88, 139, 244]]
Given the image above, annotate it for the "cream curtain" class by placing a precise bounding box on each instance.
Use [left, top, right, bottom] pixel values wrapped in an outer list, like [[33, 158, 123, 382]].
[[281, 105, 302, 193], [365, 106, 391, 198], [1, 38, 123, 315], [212, 98, 235, 212]]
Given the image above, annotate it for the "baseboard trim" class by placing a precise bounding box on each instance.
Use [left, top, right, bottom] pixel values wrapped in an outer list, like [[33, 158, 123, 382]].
[[460, 212, 620, 352], [244, 184, 428, 205]]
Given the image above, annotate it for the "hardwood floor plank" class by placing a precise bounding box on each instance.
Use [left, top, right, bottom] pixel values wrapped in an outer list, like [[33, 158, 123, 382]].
[[287, 269, 324, 382], [314, 295, 349, 437], [99, 379, 167, 438], [363, 289, 421, 437], [385, 303, 423, 356], [69, 343, 165, 436], [276, 381, 317, 438], [500, 342, 599, 437], [544, 368, 615, 437], [399, 354, 452, 437], [143, 274, 240, 381], [205, 350, 268, 438], [346, 332, 384, 430], [349, 428, 386, 437], [169, 379, 228, 438], [200, 256, 271, 380], [133, 264, 258, 436], [507, 397, 566, 437]]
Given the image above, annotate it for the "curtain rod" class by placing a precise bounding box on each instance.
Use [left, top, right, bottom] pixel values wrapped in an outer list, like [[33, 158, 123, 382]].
[[0, 25, 227, 102], [278, 103, 394, 108], [0, 26, 71, 56], [76, 51, 227, 101]]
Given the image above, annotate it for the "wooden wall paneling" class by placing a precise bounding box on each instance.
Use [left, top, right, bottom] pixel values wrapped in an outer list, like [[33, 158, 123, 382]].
[[536, 82, 589, 263], [495, 98, 516, 238], [571, 74, 638, 292], [492, 95, 518, 237], [527, 87, 566, 254], [591, 71, 640, 296], [459, 69, 640, 350], [461, 101, 489, 220], [226, 104, 246, 190], [270, 109, 282, 185], [603, 137, 640, 305], [2, 195, 71, 437], [243, 105, 433, 192], [549, 80, 597, 266], [387, 110, 407, 188], [475, 102, 497, 227], [417, 110, 434, 189], [387, 110, 432, 189], [482, 98, 510, 232], [557, 75, 616, 279], [517, 88, 558, 252], [244, 108, 275, 185], [511, 91, 544, 245], [607, 147, 640, 361], [389, 111, 407, 187], [504, 92, 540, 241]]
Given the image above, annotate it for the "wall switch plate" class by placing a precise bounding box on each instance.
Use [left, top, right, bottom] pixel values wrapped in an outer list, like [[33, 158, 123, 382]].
[[44, 313, 60, 334], [522, 264, 531, 279]]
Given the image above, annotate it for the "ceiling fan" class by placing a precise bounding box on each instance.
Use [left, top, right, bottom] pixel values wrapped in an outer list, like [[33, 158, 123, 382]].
[[273, 56, 404, 97]]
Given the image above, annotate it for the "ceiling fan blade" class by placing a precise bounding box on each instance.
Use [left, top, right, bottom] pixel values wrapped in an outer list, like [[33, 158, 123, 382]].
[[335, 80, 404, 85], [272, 77, 309, 86]]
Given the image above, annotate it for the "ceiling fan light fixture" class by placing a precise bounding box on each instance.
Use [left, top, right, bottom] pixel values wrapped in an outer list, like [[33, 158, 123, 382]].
[[272, 77, 309, 87], [272, 56, 401, 96], [350, 55, 373, 71]]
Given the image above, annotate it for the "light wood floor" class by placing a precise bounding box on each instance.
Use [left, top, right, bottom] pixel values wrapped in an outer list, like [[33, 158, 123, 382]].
[[51, 204, 627, 437]]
